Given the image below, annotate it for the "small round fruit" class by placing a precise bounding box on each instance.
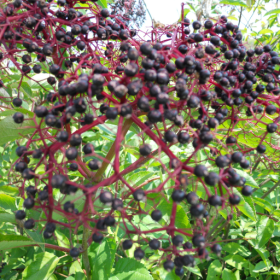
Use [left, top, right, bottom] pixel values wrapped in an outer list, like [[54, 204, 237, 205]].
[[256, 144, 266, 154], [122, 239, 133, 250], [13, 112, 24, 123], [194, 165, 208, 177], [211, 244, 222, 254], [88, 159, 102, 170], [69, 247, 80, 258], [24, 218, 35, 229], [15, 210, 26, 220], [192, 235, 205, 247], [12, 98, 22, 107], [151, 210, 162, 221], [175, 267, 184, 276], [92, 232, 103, 243], [99, 191, 113, 204], [149, 239, 160, 250], [139, 144, 151, 156], [172, 235, 183, 247], [134, 248, 145, 260], [229, 194, 241, 205], [23, 197, 34, 209], [190, 204, 204, 217], [171, 189, 185, 203], [133, 189, 145, 201], [242, 185, 253, 196], [163, 260, 174, 271]]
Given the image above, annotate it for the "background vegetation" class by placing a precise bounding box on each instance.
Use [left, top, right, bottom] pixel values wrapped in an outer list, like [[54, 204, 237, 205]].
[[1, 0, 280, 279]]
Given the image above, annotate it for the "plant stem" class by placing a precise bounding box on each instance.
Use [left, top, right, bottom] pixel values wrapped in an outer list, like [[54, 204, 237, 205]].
[[94, 119, 133, 182], [12, 243, 70, 252], [82, 227, 91, 280], [261, 179, 280, 199], [206, 218, 224, 239]]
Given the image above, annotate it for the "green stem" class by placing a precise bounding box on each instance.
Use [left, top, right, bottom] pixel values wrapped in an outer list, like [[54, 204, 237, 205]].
[[82, 227, 91, 280], [206, 218, 224, 240], [94, 119, 133, 182], [261, 179, 280, 199]]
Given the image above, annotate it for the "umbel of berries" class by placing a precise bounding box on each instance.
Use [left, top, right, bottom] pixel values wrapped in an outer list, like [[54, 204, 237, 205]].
[[2, 0, 278, 273]]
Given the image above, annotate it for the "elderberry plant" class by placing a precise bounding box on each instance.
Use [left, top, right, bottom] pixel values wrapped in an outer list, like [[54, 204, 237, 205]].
[[0, 0, 280, 279]]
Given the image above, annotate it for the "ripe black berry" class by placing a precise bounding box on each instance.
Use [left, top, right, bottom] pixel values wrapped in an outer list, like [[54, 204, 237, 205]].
[[15, 162, 27, 173], [24, 218, 35, 229], [12, 98, 22, 107], [229, 194, 241, 205], [163, 260, 174, 271], [39, 190, 48, 201], [56, 131, 69, 142], [81, 144, 93, 156], [181, 255, 194, 266], [172, 235, 183, 247], [151, 210, 162, 221], [123, 239, 133, 250], [15, 210, 26, 220], [267, 123, 277, 133], [185, 192, 199, 205], [88, 159, 102, 170], [208, 195, 222, 207], [190, 203, 204, 217], [13, 112, 24, 123], [256, 144, 266, 154], [51, 174, 67, 189], [194, 165, 208, 177], [149, 239, 160, 250], [175, 267, 184, 276], [69, 247, 80, 258], [192, 235, 205, 247], [23, 197, 34, 209], [134, 248, 145, 260], [242, 185, 253, 196], [133, 189, 145, 201], [172, 189, 185, 203], [112, 198, 123, 211], [92, 232, 103, 243], [211, 244, 222, 254]]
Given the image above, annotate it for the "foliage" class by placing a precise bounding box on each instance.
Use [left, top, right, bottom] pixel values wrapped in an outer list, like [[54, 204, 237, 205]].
[[0, 0, 280, 279]]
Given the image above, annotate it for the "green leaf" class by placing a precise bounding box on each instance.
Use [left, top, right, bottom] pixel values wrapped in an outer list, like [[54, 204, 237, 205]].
[[68, 260, 86, 280], [152, 267, 180, 280], [253, 260, 272, 272], [88, 238, 117, 280], [0, 114, 35, 146], [222, 268, 237, 280], [223, 242, 251, 257], [157, 200, 191, 230], [0, 234, 36, 250], [25, 229, 45, 251], [254, 197, 274, 212], [259, 29, 274, 35], [109, 258, 153, 280], [232, 188, 256, 221], [256, 216, 274, 249], [234, 169, 258, 188], [22, 252, 59, 280], [55, 230, 70, 248], [0, 212, 16, 223], [0, 185, 19, 196], [186, 266, 202, 277], [206, 260, 222, 280], [97, 0, 107, 8], [224, 255, 248, 270], [220, 0, 246, 7], [0, 194, 16, 212], [264, 8, 280, 16]]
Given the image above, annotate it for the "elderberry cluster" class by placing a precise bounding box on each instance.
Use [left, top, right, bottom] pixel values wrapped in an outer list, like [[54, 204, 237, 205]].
[[1, 0, 279, 275]]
